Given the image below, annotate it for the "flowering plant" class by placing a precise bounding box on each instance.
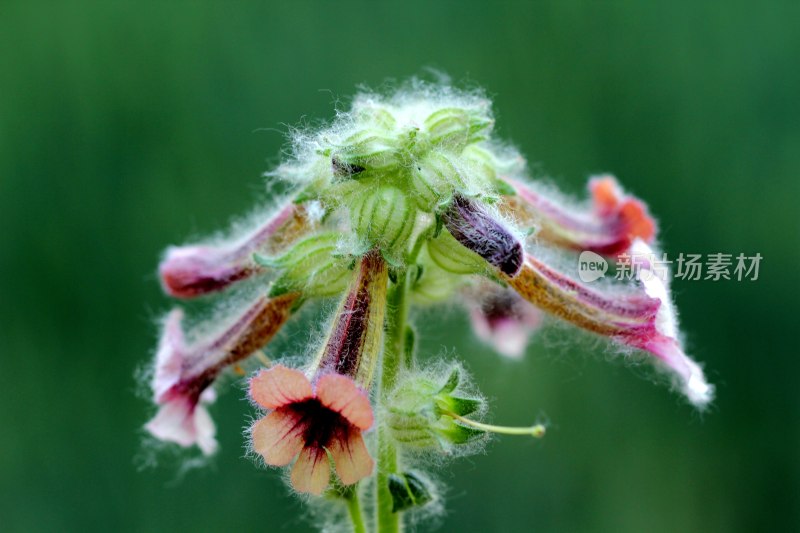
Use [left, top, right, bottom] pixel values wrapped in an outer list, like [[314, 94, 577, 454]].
[[142, 80, 712, 532]]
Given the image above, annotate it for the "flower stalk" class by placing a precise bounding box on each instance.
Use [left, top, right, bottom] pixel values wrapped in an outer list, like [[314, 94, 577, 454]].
[[376, 268, 410, 533]]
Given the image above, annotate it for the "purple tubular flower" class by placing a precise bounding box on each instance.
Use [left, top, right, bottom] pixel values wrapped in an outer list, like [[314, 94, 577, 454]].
[[442, 194, 523, 276], [503, 176, 656, 256], [504, 241, 712, 407], [160, 203, 311, 299], [466, 284, 543, 359], [145, 291, 299, 454]]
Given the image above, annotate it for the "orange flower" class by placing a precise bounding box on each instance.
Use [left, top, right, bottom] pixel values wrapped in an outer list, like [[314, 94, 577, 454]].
[[250, 365, 374, 495]]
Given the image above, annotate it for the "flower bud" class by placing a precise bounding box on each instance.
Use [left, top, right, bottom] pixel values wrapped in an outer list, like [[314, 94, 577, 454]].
[[349, 186, 415, 259], [426, 229, 488, 275], [441, 194, 523, 276], [255, 232, 353, 297], [385, 366, 485, 452], [334, 129, 400, 172], [423, 106, 493, 148], [352, 101, 397, 131], [410, 151, 467, 210], [409, 248, 465, 304]]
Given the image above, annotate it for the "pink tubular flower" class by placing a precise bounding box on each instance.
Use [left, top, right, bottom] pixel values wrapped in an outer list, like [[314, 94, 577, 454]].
[[503, 175, 656, 256], [160, 203, 312, 298], [249, 251, 388, 494], [466, 284, 543, 359], [145, 292, 299, 454], [504, 245, 713, 407], [250, 366, 374, 495]]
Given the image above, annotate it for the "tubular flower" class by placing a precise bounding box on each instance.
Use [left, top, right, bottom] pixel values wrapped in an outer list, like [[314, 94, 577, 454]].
[[145, 292, 299, 454], [502, 174, 656, 255], [465, 283, 544, 359], [249, 251, 388, 494], [503, 249, 713, 406], [160, 203, 313, 298], [250, 366, 374, 495]]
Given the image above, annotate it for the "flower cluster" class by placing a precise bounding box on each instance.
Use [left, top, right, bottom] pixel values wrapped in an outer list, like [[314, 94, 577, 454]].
[[142, 80, 713, 529]]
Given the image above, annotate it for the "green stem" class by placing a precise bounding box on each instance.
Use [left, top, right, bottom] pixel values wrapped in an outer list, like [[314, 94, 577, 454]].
[[376, 269, 410, 533], [346, 489, 367, 533]]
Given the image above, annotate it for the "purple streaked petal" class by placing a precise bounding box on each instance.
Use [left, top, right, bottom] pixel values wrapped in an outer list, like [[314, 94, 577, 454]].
[[146, 292, 299, 452], [506, 247, 712, 407], [503, 176, 656, 256], [160, 202, 311, 298], [310, 250, 388, 389]]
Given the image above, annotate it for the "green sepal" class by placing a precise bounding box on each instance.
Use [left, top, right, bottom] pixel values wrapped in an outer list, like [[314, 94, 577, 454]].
[[412, 263, 424, 283], [433, 213, 444, 238], [253, 253, 278, 269], [437, 419, 484, 445], [439, 367, 460, 394], [492, 178, 516, 196], [261, 232, 354, 298], [388, 471, 433, 513], [381, 248, 405, 269], [268, 277, 293, 297], [292, 184, 321, 204], [436, 395, 481, 417]]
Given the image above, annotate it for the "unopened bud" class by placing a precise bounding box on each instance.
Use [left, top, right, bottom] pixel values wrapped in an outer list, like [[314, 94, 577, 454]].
[[255, 233, 353, 297], [349, 186, 415, 259], [441, 194, 523, 276], [385, 366, 486, 452]]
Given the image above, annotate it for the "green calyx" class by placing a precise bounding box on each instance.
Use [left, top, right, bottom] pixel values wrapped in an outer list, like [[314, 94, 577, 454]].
[[385, 366, 486, 452], [425, 228, 488, 275], [348, 185, 415, 262], [255, 232, 355, 298], [276, 91, 528, 272]]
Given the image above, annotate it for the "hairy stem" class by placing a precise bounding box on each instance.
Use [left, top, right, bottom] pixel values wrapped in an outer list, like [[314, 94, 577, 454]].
[[376, 269, 410, 533], [346, 489, 367, 533]]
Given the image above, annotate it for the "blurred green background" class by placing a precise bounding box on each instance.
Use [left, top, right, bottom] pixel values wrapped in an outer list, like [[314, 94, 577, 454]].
[[2, 1, 798, 532]]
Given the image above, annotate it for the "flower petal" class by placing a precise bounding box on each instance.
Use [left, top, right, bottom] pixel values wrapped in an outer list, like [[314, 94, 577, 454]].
[[192, 404, 218, 456], [291, 447, 331, 495], [590, 176, 655, 243], [251, 409, 306, 466], [506, 250, 713, 407], [159, 203, 311, 298], [144, 396, 218, 455], [316, 374, 374, 430], [503, 176, 656, 256], [466, 284, 543, 359], [250, 365, 313, 409], [152, 309, 188, 401], [329, 430, 373, 486], [628, 239, 713, 406]]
